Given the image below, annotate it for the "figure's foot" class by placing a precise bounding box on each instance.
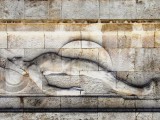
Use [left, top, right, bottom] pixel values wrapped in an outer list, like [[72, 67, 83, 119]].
[[142, 82, 155, 96], [70, 87, 84, 91]]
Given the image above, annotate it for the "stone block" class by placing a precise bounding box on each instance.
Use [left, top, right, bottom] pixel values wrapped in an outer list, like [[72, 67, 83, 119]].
[[142, 31, 154, 48], [99, 0, 110, 19], [102, 31, 118, 49], [118, 31, 132, 48], [98, 113, 135, 120], [23, 97, 60, 108], [109, 0, 136, 19], [81, 24, 103, 46], [0, 49, 24, 59], [135, 100, 159, 108], [7, 23, 44, 32], [0, 113, 23, 120], [23, 113, 60, 120], [44, 23, 81, 32], [0, 97, 21, 108], [8, 32, 44, 48], [152, 48, 160, 71], [3, 0, 24, 19], [155, 31, 160, 47], [98, 97, 125, 108], [142, 24, 155, 31], [25, 0, 48, 19], [131, 32, 142, 48], [108, 48, 135, 71], [136, 0, 160, 19], [60, 113, 98, 120], [45, 31, 81, 48], [61, 97, 98, 108], [49, 0, 61, 19], [136, 113, 153, 120], [62, 0, 99, 19], [0, 32, 7, 48]]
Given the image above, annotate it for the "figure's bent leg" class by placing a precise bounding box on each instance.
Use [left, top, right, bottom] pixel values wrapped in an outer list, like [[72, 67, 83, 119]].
[[28, 65, 84, 95], [80, 71, 153, 96]]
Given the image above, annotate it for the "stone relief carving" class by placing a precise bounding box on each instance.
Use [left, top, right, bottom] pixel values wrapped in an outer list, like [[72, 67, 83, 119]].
[[0, 40, 155, 97]]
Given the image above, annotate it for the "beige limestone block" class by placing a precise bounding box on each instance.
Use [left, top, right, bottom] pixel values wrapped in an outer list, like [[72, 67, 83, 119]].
[[142, 24, 155, 31], [155, 31, 160, 47], [45, 31, 81, 48], [49, 0, 61, 19], [118, 31, 132, 48], [0, 32, 7, 48], [142, 31, 154, 48], [98, 113, 135, 120], [7, 23, 44, 32], [23, 113, 60, 120], [44, 23, 81, 32], [23, 97, 60, 108], [3, 0, 24, 19], [118, 24, 133, 32], [108, 48, 135, 71], [155, 24, 160, 31], [25, 0, 48, 19], [61, 97, 98, 108], [62, 0, 99, 19], [101, 24, 118, 32], [60, 113, 98, 120], [8, 32, 44, 48], [102, 31, 118, 48], [131, 32, 142, 48]]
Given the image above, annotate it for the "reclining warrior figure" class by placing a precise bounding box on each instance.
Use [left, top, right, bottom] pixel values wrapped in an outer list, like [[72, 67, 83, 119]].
[[6, 51, 154, 96]]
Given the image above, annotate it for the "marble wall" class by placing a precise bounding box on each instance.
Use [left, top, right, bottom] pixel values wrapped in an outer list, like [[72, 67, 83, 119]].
[[0, 0, 159, 19]]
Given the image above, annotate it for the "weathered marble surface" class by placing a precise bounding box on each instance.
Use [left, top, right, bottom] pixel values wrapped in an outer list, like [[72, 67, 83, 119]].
[[0, 0, 160, 19]]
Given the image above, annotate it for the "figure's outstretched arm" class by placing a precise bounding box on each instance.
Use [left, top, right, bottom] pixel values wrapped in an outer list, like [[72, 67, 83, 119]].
[[80, 71, 154, 96]]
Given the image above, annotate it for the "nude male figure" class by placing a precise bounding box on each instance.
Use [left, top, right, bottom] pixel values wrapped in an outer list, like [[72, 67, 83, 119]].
[[9, 52, 154, 96]]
